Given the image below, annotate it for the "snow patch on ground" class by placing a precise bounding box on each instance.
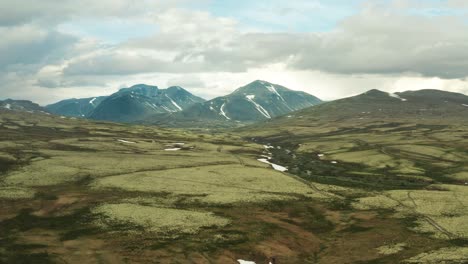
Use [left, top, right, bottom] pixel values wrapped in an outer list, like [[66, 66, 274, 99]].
[[166, 95, 182, 111], [246, 96, 271, 118], [164, 148, 181, 151], [117, 139, 136, 144], [238, 260, 256, 264], [4, 104, 11, 110], [219, 103, 231, 120], [462, 104, 468, 107], [257, 158, 288, 172]]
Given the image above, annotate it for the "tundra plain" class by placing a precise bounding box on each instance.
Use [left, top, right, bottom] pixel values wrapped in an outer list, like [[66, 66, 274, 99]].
[[0, 110, 467, 263]]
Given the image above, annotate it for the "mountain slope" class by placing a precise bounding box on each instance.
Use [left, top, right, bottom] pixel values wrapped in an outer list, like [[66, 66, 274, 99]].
[[0, 99, 47, 113], [260, 89, 468, 127], [88, 84, 205, 122], [150, 80, 321, 126], [46, 96, 107, 117]]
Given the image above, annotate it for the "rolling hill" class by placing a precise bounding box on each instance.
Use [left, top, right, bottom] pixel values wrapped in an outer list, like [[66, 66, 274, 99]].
[[264, 89, 468, 126]]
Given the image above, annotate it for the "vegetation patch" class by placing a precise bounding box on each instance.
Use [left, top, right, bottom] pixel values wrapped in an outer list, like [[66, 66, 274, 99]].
[[93, 203, 230, 235], [0, 187, 36, 199], [353, 185, 468, 240], [377, 243, 406, 255], [404, 247, 468, 263], [93, 165, 322, 204]]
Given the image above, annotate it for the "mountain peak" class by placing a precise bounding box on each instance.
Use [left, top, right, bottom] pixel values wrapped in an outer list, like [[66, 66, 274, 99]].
[[166, 86, 186, 92], [119, 84, 159, 97], [364, 89, 387, 96], [234, 80, 288, 96], [128, 84, 158, 90]]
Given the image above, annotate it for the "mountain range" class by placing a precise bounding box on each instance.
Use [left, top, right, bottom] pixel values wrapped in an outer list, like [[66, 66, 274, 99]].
[[44, 80, 322, 125], [4, 82, 468, 127], [148, 80, 322, 126]]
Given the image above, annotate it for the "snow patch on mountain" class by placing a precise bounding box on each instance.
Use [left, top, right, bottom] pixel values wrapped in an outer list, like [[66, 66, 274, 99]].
[[246, 95, 271, 118], [220, 103, 231, 120], [389, 93, 407, 102], [161, 105, 174, 112], [145, 102, 157, 110], [462, 104, 468, 107], [4, 104, 11, 110], [166, 95, 182, 111], [89, 98, 97, 105], [266, 84, 285, 102]]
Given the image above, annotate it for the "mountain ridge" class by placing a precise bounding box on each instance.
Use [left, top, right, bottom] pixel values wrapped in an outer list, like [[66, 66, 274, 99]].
[[87, 84, 205, 123], [256, 88, 468, 128], [148, 80, 322, 127]]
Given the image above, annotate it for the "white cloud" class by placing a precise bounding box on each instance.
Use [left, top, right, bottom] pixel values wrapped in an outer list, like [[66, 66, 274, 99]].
[[0, 0, 197, 26], [1, 0, 468, 105]]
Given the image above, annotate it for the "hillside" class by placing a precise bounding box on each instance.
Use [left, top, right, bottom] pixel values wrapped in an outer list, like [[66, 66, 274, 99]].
[[46, 96, 107, 117], [262, 89, 468, 127]]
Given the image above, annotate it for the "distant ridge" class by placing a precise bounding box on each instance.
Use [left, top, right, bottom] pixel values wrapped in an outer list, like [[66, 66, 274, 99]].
[[261, 88, 468, 126], [0, 99, 47, 113]]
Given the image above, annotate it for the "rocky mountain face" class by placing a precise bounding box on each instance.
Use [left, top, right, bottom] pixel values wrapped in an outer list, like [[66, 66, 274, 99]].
[[149, 80, 322, 126], [87, 84, 205, 122]]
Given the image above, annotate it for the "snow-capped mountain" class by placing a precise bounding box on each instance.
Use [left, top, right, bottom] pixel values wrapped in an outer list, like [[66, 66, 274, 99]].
[[0, 99, 47, 113], [150, 80, 322, 126], [46, 96, 107, 117], [87, 84, 205, 122]]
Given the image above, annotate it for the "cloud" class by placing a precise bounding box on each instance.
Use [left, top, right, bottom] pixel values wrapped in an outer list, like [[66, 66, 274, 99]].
[[2, 0, 468, 105], [290, 8, 468, 79], [119, 4, 468, 79], [0, 25, 77, 71], [167, 75, 206, 88], [0, 0, 198, 26]]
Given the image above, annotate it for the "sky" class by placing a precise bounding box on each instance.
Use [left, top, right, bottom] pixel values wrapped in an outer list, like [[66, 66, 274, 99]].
[[1, 0, 468, 105]]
